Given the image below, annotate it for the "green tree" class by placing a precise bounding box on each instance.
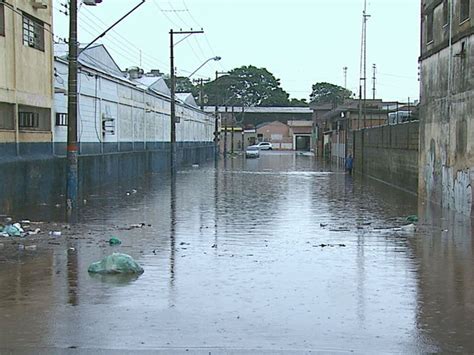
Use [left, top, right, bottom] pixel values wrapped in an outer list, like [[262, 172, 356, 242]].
[[164, 76, 199, 97], [289, 98, 308, 107], [204, 65, 290, 107], [309, 82, 352, 106]]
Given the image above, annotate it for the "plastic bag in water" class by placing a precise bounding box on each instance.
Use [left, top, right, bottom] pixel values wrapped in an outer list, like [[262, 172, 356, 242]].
[[88, 253, 144, 275]]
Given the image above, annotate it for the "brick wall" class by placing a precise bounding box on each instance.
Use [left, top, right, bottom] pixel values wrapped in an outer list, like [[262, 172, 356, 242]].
[[353, 121, 419, 194]]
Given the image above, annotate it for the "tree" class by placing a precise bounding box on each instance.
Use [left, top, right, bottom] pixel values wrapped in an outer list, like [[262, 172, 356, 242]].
[[309, 82, 352, 106], [163, 76, 199, 97], [203, 65, 290, 107], [289, 98, 308, 107]]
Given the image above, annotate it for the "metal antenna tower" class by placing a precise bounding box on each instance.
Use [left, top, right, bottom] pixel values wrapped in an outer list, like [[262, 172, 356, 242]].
[[372, 63, 376, 100], [358, 0, 370, 128], [343, 66, 348, 89]]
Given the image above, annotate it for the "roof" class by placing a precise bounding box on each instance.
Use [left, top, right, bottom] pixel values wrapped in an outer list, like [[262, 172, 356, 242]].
[[256, 120, 289, 129], [133, 76, 170, 97], [204, 106, 312, 114], [176, 93, 198, 108]]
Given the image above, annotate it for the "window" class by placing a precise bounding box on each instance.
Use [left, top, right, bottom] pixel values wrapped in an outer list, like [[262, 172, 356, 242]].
[[18, 106, 51, 131], [442, 0, 449, 26], [19, 112, 40, 128], [55, 113, 68, 126], [0, 4, 5, 37], [0, 103, 14, 129], [22, 13, 44, 51], [427, 11, 434, 43], [460, 0, 470, 23]]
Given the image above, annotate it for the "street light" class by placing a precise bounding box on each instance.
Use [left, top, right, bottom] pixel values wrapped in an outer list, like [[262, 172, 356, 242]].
[[187, 56, 221, 78]]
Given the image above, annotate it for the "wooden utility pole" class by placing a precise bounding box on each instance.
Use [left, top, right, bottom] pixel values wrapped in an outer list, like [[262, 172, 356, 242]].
[[66, 0, 78, 213]]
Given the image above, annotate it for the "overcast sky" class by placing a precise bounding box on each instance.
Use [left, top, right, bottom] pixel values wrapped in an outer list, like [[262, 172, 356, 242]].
[[53, 0, 420, 102]]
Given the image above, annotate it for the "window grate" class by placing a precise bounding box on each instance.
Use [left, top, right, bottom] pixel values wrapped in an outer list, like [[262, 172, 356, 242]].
[[22, 13, 44, 51], [19, 112, 40, 128], [55, 113, 68, 126]]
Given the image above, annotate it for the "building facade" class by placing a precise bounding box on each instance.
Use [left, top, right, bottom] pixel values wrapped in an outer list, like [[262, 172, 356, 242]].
[[0, 0, 54, 157], [419, 0, 473, 215]]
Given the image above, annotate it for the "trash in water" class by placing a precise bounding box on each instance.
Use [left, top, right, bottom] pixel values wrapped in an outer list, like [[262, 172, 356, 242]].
[[21, 220, 31, 224], [18, 244, 25, 250], [1, 223, 24, 237], [25, 245, 37, 251], [192, 164, 199, 168], [320, 223, 328, 227], [211, 244, 217, 248], [406, 215, 419, 223], [26, 228, 41, 236], [49, 231, 62, 237], [315, 244, 346, 248], [109, 237, 122, 246], [123, 223, 146, 230], [88, 253, 144, 275]]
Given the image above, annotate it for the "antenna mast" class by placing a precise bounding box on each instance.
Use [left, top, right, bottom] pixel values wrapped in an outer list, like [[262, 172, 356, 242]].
[[358, 0, 370, 128]]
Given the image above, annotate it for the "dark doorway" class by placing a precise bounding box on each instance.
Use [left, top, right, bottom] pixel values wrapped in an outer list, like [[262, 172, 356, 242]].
[[295, 136, 310, 151]]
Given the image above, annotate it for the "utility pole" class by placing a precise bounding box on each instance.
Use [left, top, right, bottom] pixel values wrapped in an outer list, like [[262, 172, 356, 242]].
[[215, 71, 229, 159], [343, 66, 348, 89], [193, 77, 210, 110], [66, 0, 78, 213], [169, 28, 204, 172], [66, 0, 144, 214], [372, 64, 376, 100]]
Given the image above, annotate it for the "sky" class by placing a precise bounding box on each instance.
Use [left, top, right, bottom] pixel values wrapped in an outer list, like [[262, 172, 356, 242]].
[[53, 0, 421, 103]]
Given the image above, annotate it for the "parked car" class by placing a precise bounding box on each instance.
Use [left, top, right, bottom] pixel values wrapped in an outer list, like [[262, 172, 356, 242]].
[[256, 142, 273, 150], [245, 146, 260, 158]]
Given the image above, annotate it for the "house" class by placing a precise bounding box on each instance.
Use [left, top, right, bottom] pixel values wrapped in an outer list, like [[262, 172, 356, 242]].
[[256, 121, 292, 150], [311, 99, 393, 161], [0, 0, 53, 157], [288, 120, 313, 151], [419, 0, 473, 215]]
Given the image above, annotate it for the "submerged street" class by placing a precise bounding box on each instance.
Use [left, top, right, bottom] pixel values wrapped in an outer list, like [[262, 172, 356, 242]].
[[0, 152, 473, 353]]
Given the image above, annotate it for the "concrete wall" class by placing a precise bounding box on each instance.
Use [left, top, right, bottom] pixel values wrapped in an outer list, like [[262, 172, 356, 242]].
[[419, 0, 473, 215], [354, 122, 419, 194], [0, 142, 215, 216]]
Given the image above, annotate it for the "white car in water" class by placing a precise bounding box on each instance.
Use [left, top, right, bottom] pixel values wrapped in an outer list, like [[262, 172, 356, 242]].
[[256, 142, 273, 150], [245, 145, 260, 158]]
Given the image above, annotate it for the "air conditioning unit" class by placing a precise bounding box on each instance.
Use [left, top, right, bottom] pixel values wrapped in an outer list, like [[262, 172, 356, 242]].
[[31, 0, 48, 9]]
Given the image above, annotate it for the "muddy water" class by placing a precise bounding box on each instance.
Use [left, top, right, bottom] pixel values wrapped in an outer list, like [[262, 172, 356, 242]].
[[0, 152, 473, 353]]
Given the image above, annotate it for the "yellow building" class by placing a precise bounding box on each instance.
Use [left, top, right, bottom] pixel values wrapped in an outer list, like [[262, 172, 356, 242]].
[[0, 0, 53, 156]]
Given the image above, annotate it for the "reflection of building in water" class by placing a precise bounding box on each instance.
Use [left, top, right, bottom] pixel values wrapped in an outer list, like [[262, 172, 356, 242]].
[[412, 206, 474, 351]]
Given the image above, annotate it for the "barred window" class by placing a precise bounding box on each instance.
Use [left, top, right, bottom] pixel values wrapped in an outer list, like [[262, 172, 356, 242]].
[[22, 13, 44, 51], [55, 113, 68, 126], [460, 0, 470, 23], [19, 112, 40, 128]]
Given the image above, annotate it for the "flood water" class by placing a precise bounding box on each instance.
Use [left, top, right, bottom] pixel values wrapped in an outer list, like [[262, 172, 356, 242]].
[[0, 152, 473, 353]]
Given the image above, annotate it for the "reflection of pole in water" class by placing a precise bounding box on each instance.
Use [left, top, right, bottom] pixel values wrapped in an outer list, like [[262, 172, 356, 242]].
[[67, 246, 79, 306], [214, 162, 219, 247], [169, 176, 177, 287]]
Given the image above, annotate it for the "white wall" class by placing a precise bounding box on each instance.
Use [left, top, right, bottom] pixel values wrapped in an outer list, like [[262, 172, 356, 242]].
[[53, 60, 214, 146]]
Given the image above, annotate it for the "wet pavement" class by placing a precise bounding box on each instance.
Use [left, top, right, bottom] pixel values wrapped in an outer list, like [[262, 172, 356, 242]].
[[0, 151, 473, 353]]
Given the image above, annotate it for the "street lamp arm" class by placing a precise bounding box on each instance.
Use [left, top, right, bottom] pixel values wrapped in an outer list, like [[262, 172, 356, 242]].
[[188, 56, 222, 78]]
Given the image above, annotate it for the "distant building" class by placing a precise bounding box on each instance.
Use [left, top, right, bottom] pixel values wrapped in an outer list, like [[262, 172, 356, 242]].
[[0, 0, 53, 157], [419, 0, 473, 215], [310, 99, 395, 161]]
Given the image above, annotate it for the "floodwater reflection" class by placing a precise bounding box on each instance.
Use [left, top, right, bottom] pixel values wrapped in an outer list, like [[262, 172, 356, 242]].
[[0, 152, 472, 352]]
